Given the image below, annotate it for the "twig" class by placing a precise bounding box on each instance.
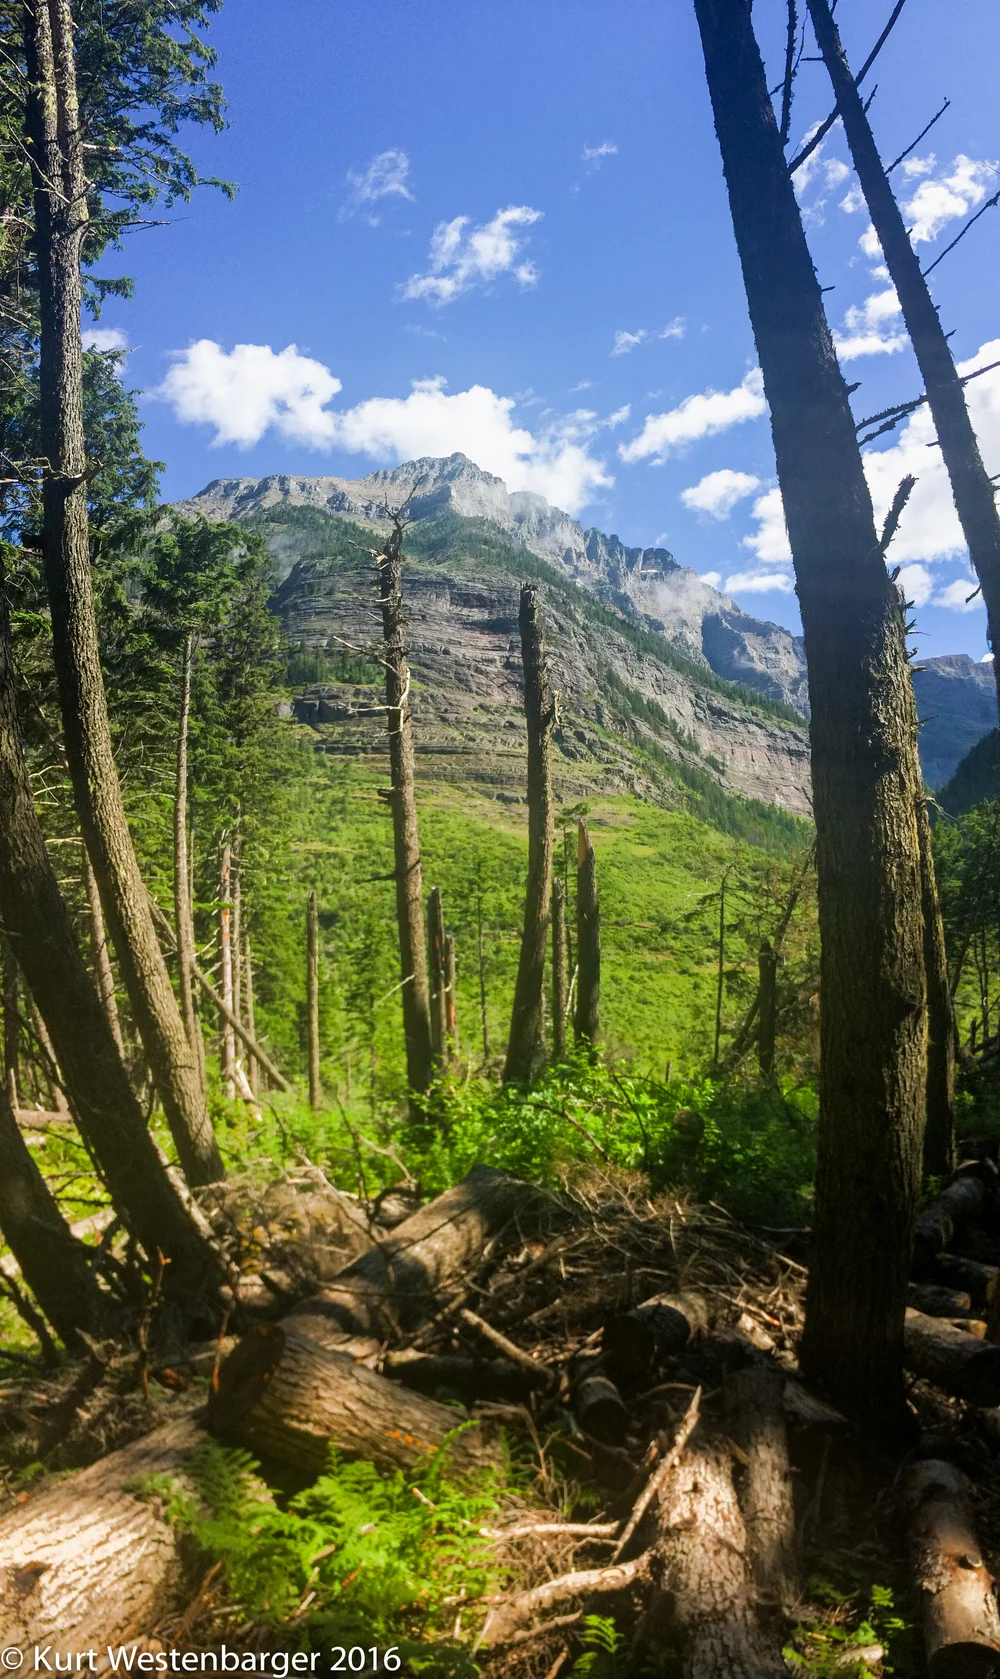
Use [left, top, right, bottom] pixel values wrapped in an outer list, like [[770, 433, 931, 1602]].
[[611, 1385, 701, 1560], [481, 1553, 651, 1647], [484, 1520, 618, 1541], [886, 97, 950, 174], [923, 187, 1000, 279], [460, 1308, 556, 1386]]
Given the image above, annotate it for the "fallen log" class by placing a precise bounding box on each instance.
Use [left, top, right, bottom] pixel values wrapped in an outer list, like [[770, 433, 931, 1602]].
[[913, 1169, 994, 1274], [909, 1283, 977, 1320], [382, 1349, 537, 1404], [208, 1323, 500, 1480], [724, 1363, 797, 1610], [927, 1256, 999, 1311], [574, 1374, 629, 1447], [649, 1440, 787, 1678], [0, 1410, 204, 1656], [602, 1292, 713, 1383], [284, 1164, 534, 1352], [904, 1458, 1000, 1678], [904, 1309, 1000, 1403]]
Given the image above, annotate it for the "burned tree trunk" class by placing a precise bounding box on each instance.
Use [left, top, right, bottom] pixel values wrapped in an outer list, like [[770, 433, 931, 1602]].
[[0, 1085, 109, 1347], [551, 875, 568, 1062], [0, 585, 221, 1305], [919, 795, 956, 1179], [306, 888, 321, 1108], [209, 1324, 499, 1480], [427, 885, 448, 1066], [807, 0, 1000, 704], [173, 630, 202, 1086], [377, 515, 434, 1108], [695, 0, 927, 1440], [574, 821, 601, 1049], [904, 1459, 1000, 1678], [22, 1, 223, 1188], [757, 942, 778, 1080], [504, 584, 555, 1087]]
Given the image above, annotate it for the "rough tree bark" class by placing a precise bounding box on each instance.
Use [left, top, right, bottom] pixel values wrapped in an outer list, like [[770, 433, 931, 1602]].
[[574, 819, 600, 1048], [504, 584, 555, 1086], [22, 0, 223, 1187], [377, 514, 434, 1107], [208, 1324, 500, 1480], [82, 846, 124, 1058], [219, 842, 235, 1096], [0, 588, 222, 1303], [0, 1084, 109, 1347], [919, 794, 957, 1179], [551, 874, 568, 1062], [1, 939, 17, 1108], [306, 887, 320, 1108], [173, 630, 202, 1088], [723, 1364, 797, 1609], [807, 0, 1000, 704], [694, 0, 927, 1439], [757, 941, 778, 1079], [243, 931, 259, 1095], [427, 885, 448, 1066]]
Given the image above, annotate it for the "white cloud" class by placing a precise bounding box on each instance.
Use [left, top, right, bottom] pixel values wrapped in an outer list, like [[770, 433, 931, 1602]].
[[157, 343, 611, 513], [612, 319, 685, 356], [900, 154, 936, 180], [400, 206, 542, 305], [936, 576, 984, 612], [583, 141, 617, 168], [341, 149, 413, 222], [156, 340, 343, 448], [743, 486, 792, 564], [834, 282, 907, 361], [83, 325, 128, 352], [904, 153, 998, 244], [724, 569, 795, 595], [840, 185, 866, 215], [896, 562, 933, 607], [606, 404, 631, 427], [982, 651, 994, 662], [680, 468, 761, 519], [700, 570, 722, 587], [620, 368, 766, 464]]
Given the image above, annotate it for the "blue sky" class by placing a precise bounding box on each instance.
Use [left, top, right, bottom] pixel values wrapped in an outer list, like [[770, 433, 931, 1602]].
[[96, 0, 1000, 660]]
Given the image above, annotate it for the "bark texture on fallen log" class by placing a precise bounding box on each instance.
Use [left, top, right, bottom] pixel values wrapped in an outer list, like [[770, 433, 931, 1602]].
[[0, 1412, 202, 1655], [904, 1309, 1000, 1403], [724, 1364, 797, 1609], [913, 1171, 992, 1273], [928, 1256, 999, 1311], [602, 1292, 713, 1382], [574, 1374, 629, 1446], [650, 1441, 787, 1678], [382, 1349, 536, 1404], [285, 1165, 532, 1352], [909, 1283, 977, 1319], [209, 1323, 500, 1480], [904, 1458, 1000, 1678]]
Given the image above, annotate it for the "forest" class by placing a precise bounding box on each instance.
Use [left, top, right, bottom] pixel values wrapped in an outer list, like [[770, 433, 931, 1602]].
[[2, 1, 1000, 1676]]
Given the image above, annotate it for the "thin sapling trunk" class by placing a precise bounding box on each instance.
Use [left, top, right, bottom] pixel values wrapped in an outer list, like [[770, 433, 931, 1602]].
[[504, 584, 555, 1087]]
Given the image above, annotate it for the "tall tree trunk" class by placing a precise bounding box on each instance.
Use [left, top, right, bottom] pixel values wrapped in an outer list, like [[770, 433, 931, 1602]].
[[0, 1085, 109, 1347], [504, 584, 555, 1087], [231, 849, 242, 1044], [22, 0, 222, 1188], [82, 846, 124, 1058], [173, 631, 203, 1089], [376, 517, 433, 1108], [476, 870, 490, 1062], [306, 888, 320, 1109], [919, 795, 956, 1180], [695, 0, 927, 1438], [0, 586, 222, 1304], [427, 886, 448, 1066], [574, 822, 600, 1049], [807, 0, 1000, 706], [444, 931, 458, 1056], [28, 995, 70, 1115], [243, 931, 259, 1096], [2, 939, 18, 1110], [713, 867, 729, 1069], [218, 842, 235, 1096], [758, 941, 778, 1080], [551, 875, 568, 1062]]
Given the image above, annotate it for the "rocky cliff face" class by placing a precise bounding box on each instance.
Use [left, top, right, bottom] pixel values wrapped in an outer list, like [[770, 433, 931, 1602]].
[[911, 654, 998, 788], [174, 453, 810, 716]]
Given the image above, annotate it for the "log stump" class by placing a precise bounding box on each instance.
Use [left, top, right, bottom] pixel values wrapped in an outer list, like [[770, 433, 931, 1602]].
[[904, 1459, 1000, 1678]]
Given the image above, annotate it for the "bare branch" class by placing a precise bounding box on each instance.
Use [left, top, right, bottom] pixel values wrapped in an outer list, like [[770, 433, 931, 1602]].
[[779, 0, 799, 146], [879, 474, 917, 554], [922, 187, 1000, 279], [886, 98, 950, 175], [788, 0, 910, 176]]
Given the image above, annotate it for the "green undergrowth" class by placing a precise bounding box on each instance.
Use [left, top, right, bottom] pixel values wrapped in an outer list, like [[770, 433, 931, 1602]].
[[216, 1055, 819, 1231], [144, 1438, 502, 1675]]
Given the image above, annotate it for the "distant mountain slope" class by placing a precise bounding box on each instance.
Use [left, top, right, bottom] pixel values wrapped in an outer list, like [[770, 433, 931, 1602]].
[[937, 728, 999, 815], [911, 654, 998, 788], [174, 452, 811, 716]]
